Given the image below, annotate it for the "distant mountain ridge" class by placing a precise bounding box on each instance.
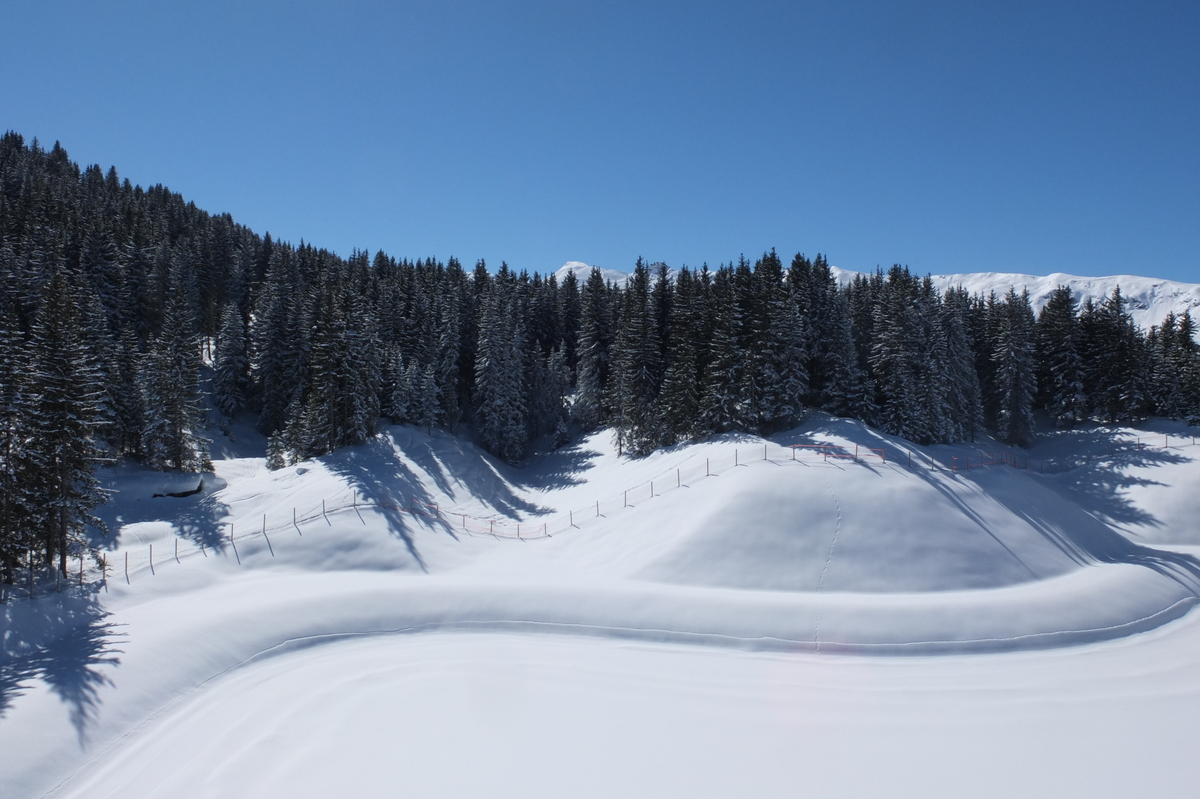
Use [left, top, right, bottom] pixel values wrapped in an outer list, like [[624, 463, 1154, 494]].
[[553, 261, 1200, 332]]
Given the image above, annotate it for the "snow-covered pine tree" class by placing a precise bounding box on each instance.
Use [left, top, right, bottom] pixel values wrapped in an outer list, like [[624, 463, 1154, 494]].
[[609, 258, 664, 455], [992, 288, 1037, 447], [1085, 287, 1149, 423], [30, 268, 110, 576], [1034, 285, 1086, 428], [212, 300, 249, 417], [659, 267, 703, 443], [0, 288, 40, 584], [941, 286, 983, 441], [752, 250, 808, 433], [911, 277, 951, 444], [474, 270, 528, 463], [140, 249, 212, 472], [573, 267, 614, 431], [699, 264, 744, 435], [869, 267, 923, 440]]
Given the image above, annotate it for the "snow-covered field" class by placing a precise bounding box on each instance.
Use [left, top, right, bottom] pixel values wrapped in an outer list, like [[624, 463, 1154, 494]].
[[4, 415, 1200, 798]]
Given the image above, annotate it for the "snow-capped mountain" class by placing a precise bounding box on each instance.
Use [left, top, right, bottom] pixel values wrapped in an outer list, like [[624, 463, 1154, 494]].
[[553, 261, 632, 287]]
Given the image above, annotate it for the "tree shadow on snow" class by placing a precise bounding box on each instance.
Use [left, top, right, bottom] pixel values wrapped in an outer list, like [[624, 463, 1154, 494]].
[[91, 464, 231, 553], [0, 588, 124, 743], [923, 428, 1200, 595], [323, 443, 439, 571], [774, 416, 1200, 594], [384, 427, 552, 520]]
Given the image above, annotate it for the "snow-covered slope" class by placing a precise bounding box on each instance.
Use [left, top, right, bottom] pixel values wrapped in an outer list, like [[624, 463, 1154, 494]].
[[4, 417, 1200, 798], [552, 260, 631, 287]]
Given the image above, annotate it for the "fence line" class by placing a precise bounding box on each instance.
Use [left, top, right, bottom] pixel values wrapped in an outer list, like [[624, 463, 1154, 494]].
[[7, 432, 1198, 600]]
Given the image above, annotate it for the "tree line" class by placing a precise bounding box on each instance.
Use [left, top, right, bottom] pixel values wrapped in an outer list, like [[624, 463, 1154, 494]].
[[2, 132, 1198, 580]]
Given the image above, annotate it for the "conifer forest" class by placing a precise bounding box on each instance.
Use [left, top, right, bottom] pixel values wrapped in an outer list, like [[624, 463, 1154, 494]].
[[2, 133, 1199, 580]]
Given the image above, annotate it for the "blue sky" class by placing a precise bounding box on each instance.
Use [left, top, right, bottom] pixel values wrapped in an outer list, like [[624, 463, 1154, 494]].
[[2, 1, 1197, 281]]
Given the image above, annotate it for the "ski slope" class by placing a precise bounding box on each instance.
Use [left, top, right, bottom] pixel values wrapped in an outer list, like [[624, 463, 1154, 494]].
[[3, 415, 1200, 798]]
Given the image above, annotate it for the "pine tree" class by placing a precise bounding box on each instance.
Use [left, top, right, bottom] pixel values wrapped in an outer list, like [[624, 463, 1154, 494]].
[[474, 273, 528, 463], [573, 267, 614, 431], [30, 268, 110, 576], [609, 258, 663, 454], [0, 289, 39, 583], [140, 252, 212, 471], [700, 265, 744, 435], [941, 286, 983, 441], [993, 288, 1037, 447], [659, 267, 703, 442], [1034, 286, 1086, 428], [212, 300, 249, 417]]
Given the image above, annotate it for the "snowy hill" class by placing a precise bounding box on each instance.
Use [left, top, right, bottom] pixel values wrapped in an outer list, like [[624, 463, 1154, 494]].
[[553, 260, 631, 286], [830, 266, 1200, 332], [4, 416, 1200, 797]]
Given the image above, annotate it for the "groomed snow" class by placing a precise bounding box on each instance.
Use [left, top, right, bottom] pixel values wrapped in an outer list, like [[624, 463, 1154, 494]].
[[3, 415, 1200, 798]]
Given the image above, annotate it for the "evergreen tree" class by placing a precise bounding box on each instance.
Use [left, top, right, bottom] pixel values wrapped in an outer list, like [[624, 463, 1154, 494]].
[[573, 267, 614, 431], [993, 288, 1038, 447], [1034, 286, 1087, 428], [212, 300, 249, 417], [30, 268, 110, 576], [0, 289, 39, 583], [140, 252, 212, 471], [474, 272, 527, 463]]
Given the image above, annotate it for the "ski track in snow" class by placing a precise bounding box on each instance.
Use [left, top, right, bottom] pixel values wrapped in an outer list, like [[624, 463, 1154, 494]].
[[812, 465, 844, 652]]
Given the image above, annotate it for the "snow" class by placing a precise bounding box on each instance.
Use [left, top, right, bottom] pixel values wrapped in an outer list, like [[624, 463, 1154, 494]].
[[4, 416, 1200, 797], [553, 261, 631, 287]]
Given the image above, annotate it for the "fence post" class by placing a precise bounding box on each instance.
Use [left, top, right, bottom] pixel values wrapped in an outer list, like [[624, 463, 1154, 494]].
[[650, 482, 653, 498], [322, 499, 328, 523], [677, 468, 681, 487], [570, 510, 573, 527], [149, 544, 154, 575], [624, 490, 627, 507], [125, 551, 129, 584], [735, 450, 738, 466], [175, 538, 180, 564], [855, 445, 859, 460], [706, 458, 710, 476], [764, 444, 767, 460]]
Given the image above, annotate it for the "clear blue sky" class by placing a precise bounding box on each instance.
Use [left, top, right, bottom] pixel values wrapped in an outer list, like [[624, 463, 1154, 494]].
[[2, 0, 1197, 281]]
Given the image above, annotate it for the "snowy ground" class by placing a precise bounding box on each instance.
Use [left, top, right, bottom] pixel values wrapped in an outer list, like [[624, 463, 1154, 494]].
[[3, 415, 1200, 798]]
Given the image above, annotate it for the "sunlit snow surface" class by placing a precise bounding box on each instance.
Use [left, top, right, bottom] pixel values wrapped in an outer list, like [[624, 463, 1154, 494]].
[[4, 415, 1200, 798]]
